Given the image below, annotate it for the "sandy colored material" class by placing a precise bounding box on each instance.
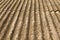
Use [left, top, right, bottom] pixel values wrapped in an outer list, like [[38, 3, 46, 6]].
[[0, 0, 60, 40]]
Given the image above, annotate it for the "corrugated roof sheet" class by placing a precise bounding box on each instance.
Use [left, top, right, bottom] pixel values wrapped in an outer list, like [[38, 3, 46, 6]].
[[0, 0, 60, 40]]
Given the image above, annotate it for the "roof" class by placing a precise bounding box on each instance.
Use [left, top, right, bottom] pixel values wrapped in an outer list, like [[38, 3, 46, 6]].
[[0, 0, 60, 40]]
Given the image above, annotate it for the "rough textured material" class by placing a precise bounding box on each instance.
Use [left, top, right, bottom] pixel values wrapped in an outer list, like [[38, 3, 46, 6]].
[[0, 0, 60, 40]]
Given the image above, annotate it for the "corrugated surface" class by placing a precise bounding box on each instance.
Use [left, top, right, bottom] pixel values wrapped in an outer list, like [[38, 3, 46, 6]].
[[0, 0, 60, 40]]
